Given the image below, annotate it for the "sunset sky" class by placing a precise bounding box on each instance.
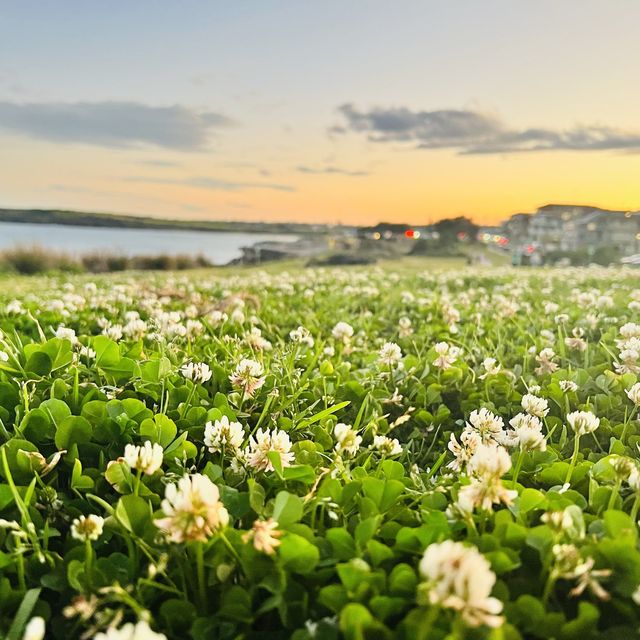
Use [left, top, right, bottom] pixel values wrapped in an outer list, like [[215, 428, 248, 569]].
[[2, 1, 640, 225]]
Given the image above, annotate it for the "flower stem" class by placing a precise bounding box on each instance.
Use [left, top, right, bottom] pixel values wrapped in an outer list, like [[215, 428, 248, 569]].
[[85, 539, 93, 591], [511, 449, 525, 489], [630, 493, 640, 523], [416, 606, 440, 640], [564, 434, 581, 485], [621, 406, 637, 443], [608, 478, 622, 510], [134, 468, 142, 496], [195, 543, 207, 613], [180, 384, 196, 420], [219, 531, 243, 567], [542, 572, 557, 606]]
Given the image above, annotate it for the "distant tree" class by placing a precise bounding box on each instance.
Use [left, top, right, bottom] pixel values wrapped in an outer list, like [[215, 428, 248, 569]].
[[433, 217, 479, 245]]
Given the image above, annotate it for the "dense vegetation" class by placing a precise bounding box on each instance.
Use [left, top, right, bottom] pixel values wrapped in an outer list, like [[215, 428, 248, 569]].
[[0, 265, 639, 639], [0, 247, 212, 274]]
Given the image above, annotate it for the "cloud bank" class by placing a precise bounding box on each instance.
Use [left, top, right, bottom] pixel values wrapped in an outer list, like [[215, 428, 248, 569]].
[[0, 101, 233, 150], [333, 103, 640, 154]]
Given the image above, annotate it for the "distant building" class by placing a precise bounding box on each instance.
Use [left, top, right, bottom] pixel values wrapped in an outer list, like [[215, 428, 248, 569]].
[[500, 205, 640, 258], [568, 210, 640, 255]]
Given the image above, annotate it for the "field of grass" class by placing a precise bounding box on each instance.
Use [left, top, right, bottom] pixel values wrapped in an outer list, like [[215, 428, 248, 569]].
[[0, 261, 638, 639]]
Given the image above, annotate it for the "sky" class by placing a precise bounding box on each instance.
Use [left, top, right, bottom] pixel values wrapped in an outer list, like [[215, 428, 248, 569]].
[[1, 1, 640, 226]]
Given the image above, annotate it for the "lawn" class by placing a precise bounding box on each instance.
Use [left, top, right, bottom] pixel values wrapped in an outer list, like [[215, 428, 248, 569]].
[[0, 261, 638, 639]]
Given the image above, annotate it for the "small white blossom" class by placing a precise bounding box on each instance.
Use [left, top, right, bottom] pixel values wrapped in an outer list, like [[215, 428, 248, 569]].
[[521, 394, 549, 418], [22, 617, 45, 640], [204, 416, 245, 453], [155, 474, 229, 543], [71, 515, 104, 542], [180, 362, 212, 384], [378, 342, 402, 366], [419, 540, 503, 628], [334, 423, 362, 458], [332, 321, 354, 342], [123, 441, 164, 475], [567, 410, 600, 436], [373, 435, 403, 456], [245, 428, 294, 472], [94, 620, 167, 640]]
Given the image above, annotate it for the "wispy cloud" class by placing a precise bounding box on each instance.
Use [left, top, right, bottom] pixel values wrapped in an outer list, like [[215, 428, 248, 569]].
[[135, 159, 182, 168], [297, 164, 371, 177], [126, 175, 296, 192], [0, 101, 234, 150], [333, 103, 640, 154]]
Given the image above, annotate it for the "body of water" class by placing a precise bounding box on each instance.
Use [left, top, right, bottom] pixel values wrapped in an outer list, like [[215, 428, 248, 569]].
[[0, 222, 297, 264]]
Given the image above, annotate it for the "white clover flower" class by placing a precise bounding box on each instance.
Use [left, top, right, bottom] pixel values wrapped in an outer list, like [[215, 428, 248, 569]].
[[378, 342, 402, 366], [372, 435, 403, 456], [289, 326, 314, 347], [180, 361, 213, 384], [419, 540, 503, 628], [79, 345, 96, 359], [229, 358, 265, 396], [559, 380, 578, 393], [535, 348, 558, 375], [55, 325, 78, 344], [6, 300, 23, 314], [230, 308, 245, 324], [207, 310, 228, 326], [123, 441, 163, 475], [103, 324, 124, 341], [479, 357, 501, 379], [510, 413, 546, 452], [610, 456, 635, 481], [22, 617, 45, 640], [432, 341, 461, 370], [447, 429, 481, 472], [626, 383, 640, 406], [521, 394, 549, 418], [467, 443, 512, 480], [245, 327, 272, 351], [332, 321, 354, 342], [398, 316, 413, 337], [620, 322, 640, 340], [334, 423, 362, 458], [94, 620, 167, 640], [567, 410, 600, 436], [154, 473, 229, 543], [71, 514, 104, 542], [565, 327, 587, 352], [323, 345, 335, 357], [457, 444, 517, 513], [466, 408, 505, 444], [242, 518, 282, 555], [245, 428, 294, 472], [204, 416, 245, 453]]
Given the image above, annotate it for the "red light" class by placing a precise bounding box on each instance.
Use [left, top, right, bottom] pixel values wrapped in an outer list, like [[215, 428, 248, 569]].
[[457, 231, 469, 241], [526, 245, 535, 254], [405, 229, 415, 238]]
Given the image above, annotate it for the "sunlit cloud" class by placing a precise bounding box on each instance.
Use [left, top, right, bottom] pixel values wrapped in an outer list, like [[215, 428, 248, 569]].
[[0, 101, 234, 150], [297, 165, 371, 177], [333, 103, 640, 154]]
